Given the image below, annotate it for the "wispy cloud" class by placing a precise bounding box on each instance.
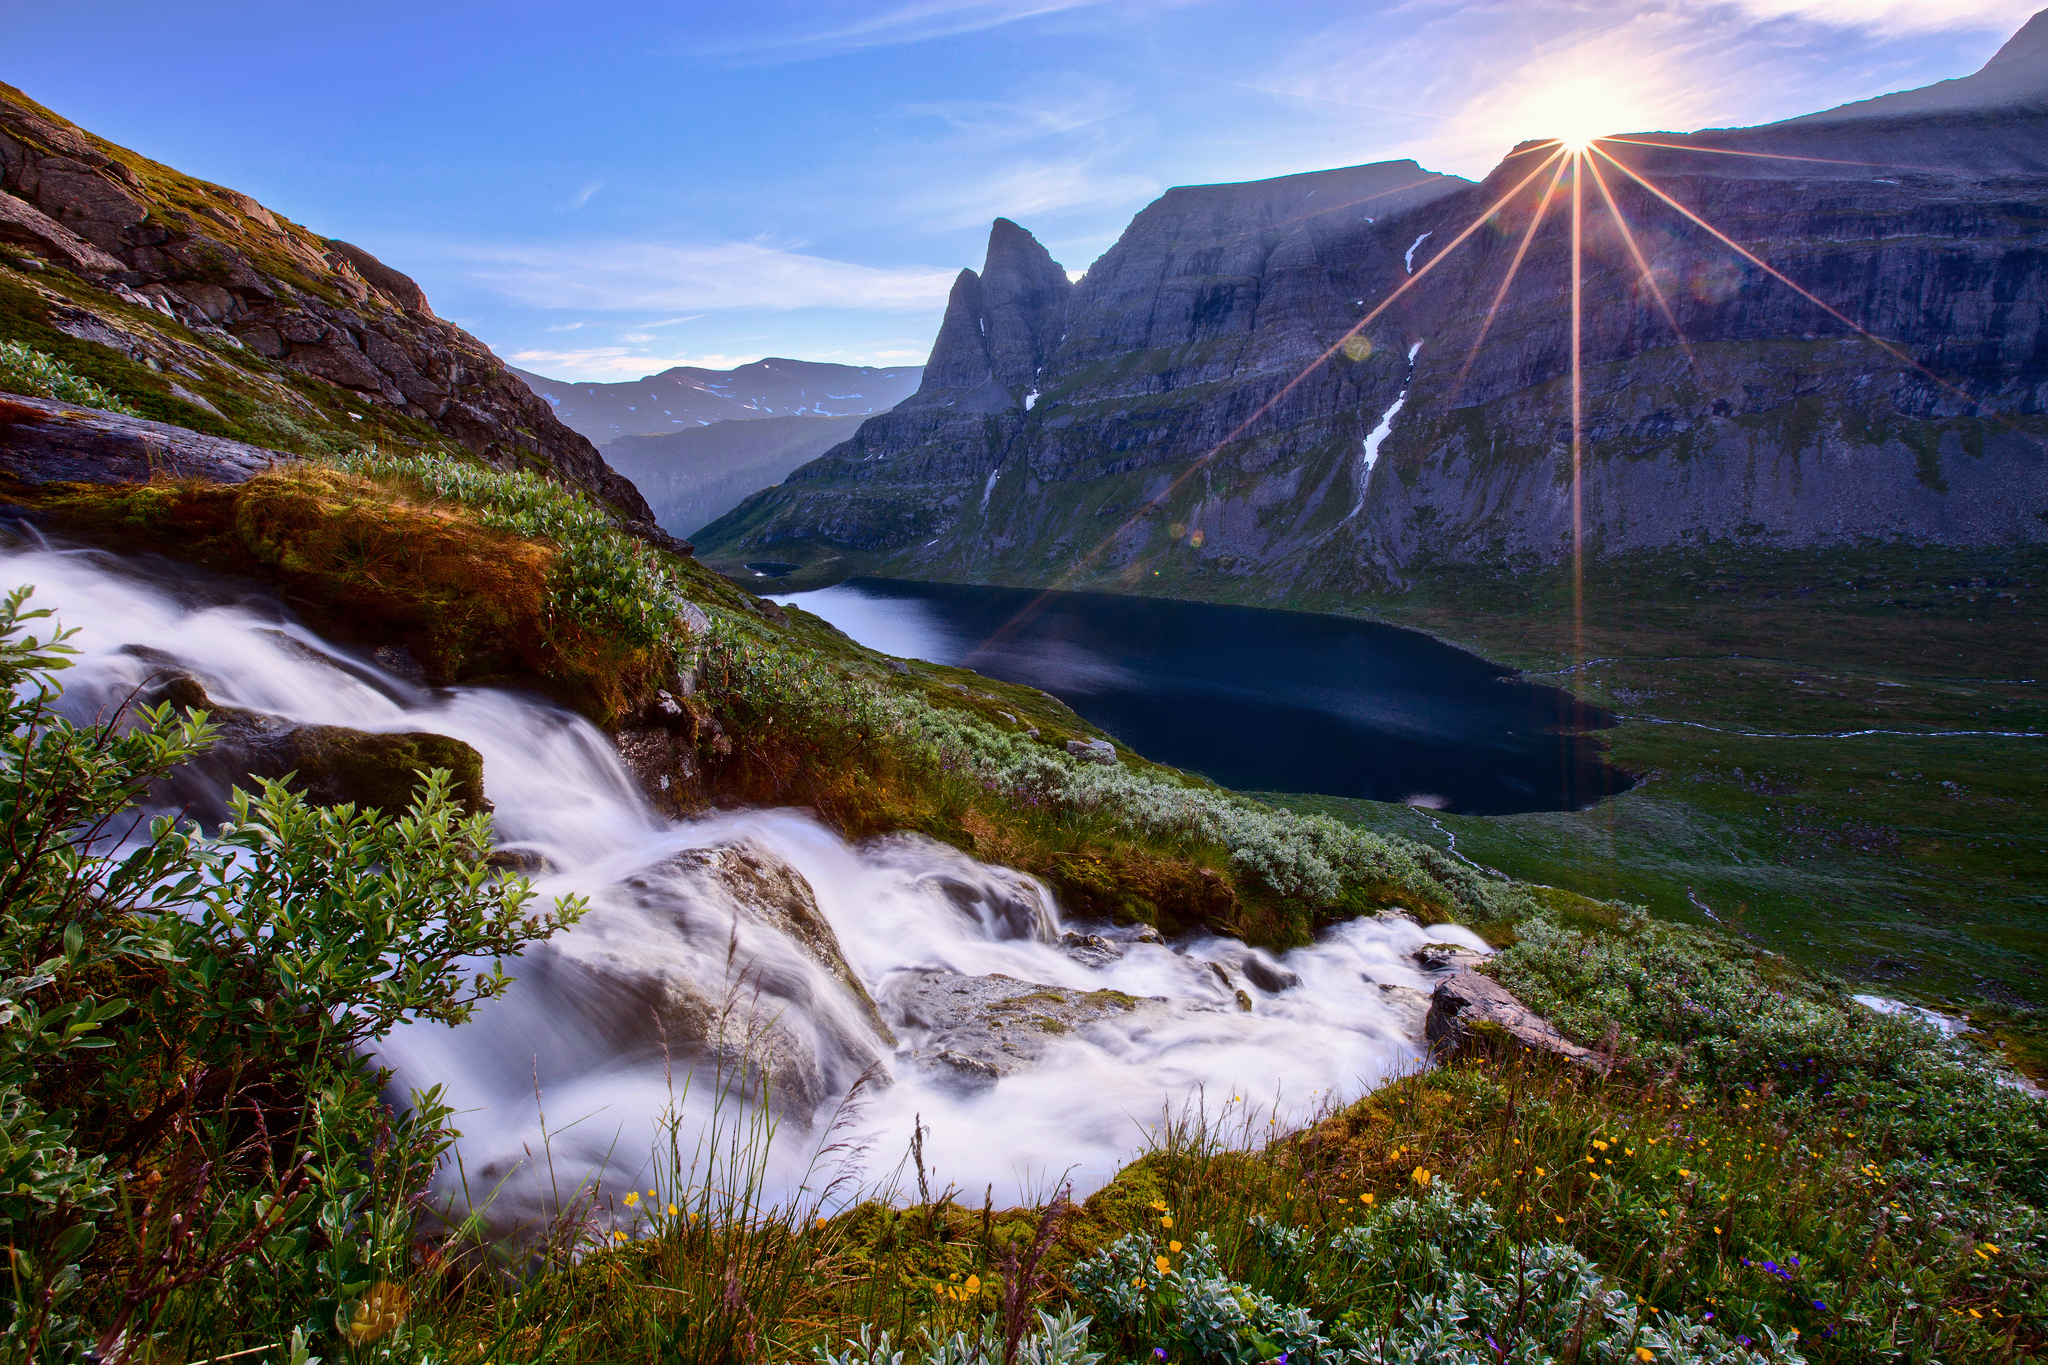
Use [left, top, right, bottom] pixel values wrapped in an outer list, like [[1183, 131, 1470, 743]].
[[438, 238, 958, 313], [914, 159, 1160, 232], [509, 346, 771, 378], [560, 178, 605, 211], [1726, 0, 2038, 37], [710, 0, 1133, 58]]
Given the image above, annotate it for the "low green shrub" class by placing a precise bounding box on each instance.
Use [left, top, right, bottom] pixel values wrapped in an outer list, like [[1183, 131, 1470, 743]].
[[0, 585, 580, 1361], [0, 341, 135, 415]]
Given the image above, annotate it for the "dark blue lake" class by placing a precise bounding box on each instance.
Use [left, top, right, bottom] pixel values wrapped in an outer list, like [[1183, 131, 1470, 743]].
[[771, 578, 1631, 817]]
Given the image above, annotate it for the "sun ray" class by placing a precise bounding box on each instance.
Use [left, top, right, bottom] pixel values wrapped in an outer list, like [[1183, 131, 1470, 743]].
[[1590, 144, 1969, 401], [1570, 151, 1586, 666], [1601, 136, 1955, 174], [1452, 153, 1571, 402], [1584, 151, 1698, 373]]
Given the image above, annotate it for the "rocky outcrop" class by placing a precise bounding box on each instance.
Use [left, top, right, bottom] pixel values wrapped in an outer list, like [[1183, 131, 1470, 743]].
[[0, 81, 657, 528], [696, 17, 2048, 597], [892, 971, 1168, 1090], [1423, 968, 1603, 1072], [0, 392, 282, 486], [135, 669, 489, 821]]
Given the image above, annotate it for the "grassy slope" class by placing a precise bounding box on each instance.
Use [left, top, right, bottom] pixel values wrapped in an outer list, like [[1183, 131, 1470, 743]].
[[1253, 541, 2048, 1013]]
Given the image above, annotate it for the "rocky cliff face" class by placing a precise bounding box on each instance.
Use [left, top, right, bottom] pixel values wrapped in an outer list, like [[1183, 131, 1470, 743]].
[[695, 22, 2048, 598], [0, 82, 657, 526]]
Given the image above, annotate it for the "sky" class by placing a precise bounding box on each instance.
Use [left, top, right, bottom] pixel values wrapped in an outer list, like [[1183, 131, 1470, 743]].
[[3, 0, 2038, 381]]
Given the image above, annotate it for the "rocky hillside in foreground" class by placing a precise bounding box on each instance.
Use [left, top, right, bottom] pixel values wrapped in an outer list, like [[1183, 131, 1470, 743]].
[[516, 358, 923, 443], [0, 81, 659, 528], [695, 12, 2048, 596]]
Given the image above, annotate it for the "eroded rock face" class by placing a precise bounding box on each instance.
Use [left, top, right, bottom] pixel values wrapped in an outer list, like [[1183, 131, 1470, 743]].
[[891, 971, 1169, 1090], [0, 82, 661, 532]]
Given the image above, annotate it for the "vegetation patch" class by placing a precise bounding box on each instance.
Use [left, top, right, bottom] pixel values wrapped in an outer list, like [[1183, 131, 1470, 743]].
[[0, 341, 134, 414]]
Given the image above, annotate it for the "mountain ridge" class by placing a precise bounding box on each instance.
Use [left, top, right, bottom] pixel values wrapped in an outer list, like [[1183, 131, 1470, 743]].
[[694, 16, 2048, 599], [514, 357, 923, 445]]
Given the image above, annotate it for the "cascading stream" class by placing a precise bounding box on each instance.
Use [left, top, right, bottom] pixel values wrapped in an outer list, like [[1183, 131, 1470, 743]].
[[4, 535, 1487, 1224]]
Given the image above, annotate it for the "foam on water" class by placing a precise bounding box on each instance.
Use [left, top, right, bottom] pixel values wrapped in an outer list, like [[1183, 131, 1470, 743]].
[[3, 536, 1483, 1220]]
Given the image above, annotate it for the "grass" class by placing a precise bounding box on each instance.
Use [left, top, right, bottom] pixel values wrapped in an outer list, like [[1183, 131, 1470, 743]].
[[1242, 541, 2048, 1022], [0, 341, 135, 414], [147, 921, 2039, 1363]]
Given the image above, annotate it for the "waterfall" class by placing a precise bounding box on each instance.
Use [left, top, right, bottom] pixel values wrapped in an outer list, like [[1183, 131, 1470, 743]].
[[2, 533, 1487, 1222]]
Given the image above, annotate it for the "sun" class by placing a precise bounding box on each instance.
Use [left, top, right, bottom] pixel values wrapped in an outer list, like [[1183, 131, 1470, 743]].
[[1508, 73, 1656, 153]]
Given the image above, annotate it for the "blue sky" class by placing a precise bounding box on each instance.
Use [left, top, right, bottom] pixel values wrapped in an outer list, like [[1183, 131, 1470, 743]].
[[4, 0, 2037, 380]]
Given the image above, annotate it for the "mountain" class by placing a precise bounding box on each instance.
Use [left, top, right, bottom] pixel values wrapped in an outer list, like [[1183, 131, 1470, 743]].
[[602, 413, 868, 538], [694, 17, 2048, 597], [0, 83, 659, 528], [512, 358, 923, 444]]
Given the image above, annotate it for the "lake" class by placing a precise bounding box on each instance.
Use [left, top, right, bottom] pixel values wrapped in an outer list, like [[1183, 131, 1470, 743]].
[[771, 578, 1630, 816]]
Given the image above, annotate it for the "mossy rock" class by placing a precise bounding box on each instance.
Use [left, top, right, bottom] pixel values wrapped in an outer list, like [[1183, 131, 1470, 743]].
[[270, 725, 487, 815]]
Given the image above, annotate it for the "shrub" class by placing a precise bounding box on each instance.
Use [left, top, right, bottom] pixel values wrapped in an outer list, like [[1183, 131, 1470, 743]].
[[0, 584, 580, 1360], [0, 341, 135, 415]]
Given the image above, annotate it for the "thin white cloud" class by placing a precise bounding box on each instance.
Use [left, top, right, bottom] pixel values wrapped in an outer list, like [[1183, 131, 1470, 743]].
[[1726, 0, 2039, 36], [560, 178, 605, 211], [511, 347, 769, 378], [443, 239, 958, 313], [715, 0, 1127, 57], [915, 159, 1159, 232]]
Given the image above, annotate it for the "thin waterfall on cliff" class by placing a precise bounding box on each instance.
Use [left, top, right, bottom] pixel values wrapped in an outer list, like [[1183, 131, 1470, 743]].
[[2, 532, 1488, 1228]]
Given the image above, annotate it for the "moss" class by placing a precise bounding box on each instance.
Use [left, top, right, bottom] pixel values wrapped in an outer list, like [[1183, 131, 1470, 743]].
[[280, 726, 488, 816], [8, 467, 666, 725]]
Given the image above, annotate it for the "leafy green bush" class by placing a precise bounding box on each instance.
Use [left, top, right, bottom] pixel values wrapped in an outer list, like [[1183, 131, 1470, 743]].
[[0, 341, 135, 415], [0, 584, 580, 1360]]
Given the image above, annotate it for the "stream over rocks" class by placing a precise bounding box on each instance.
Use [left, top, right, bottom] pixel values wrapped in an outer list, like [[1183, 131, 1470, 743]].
[[4, 534, 1489, 1224]]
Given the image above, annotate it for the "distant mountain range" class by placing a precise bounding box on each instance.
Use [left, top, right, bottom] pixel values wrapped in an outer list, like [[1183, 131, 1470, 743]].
[[511, 358, 922, 444], [602, 414, 868, 539], [696, 11, 2048, 598]]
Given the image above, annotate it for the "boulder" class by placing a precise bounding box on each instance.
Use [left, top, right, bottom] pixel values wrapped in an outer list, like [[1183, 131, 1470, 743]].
[[0, 392, 282, 486], [891, 971, 1168, 1090], [517, 840, 895, 1119], [1423, 968, 1604, 1072], [137, 668, 489, 820], [1411, 941, 1490, 974], [1065, 738, 1118, 765]]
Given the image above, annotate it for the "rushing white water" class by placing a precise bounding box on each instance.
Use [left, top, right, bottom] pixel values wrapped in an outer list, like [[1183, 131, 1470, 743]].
[[3, 534, 1485, 1222]]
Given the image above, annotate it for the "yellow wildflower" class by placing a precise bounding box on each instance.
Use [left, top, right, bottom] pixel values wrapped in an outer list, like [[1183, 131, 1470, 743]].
[[1535, 1167, 1545, 1177], [1636, 1349, 1655, 1362], [1678, 1169, 1690, 1178], [1169, 1240, 1183, 1252], [1982, 1243, 2001, 1254], [1413, 1167, 1432, 1186], [346, 1283, 409, 1346], [1150, 1200, 1169, 1211], [1161, 1214, 1174, 1229], [1361, 1193, 1375, 1205], [669, 1204, 679, 1217], [623, 1191, 640, 1207], [1155, 1255, 1172, 1275], [965, 1275, 981, 1293]]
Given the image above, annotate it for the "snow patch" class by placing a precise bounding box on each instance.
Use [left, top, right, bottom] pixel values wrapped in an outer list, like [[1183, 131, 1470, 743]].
[[1347, 341, 1425, 518], [1405, 232, 1432, 273], [981, 467, 1000, 509], [1024, 389, 1039, 411]]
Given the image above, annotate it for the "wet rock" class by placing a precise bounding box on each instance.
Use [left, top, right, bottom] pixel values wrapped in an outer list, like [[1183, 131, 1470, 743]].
[[651, 842, 894, 1048], [136, 669, 488, 819], [1059, 931, 1124, 968], [521, 840, 894, 1119], [893, 972, 1168, 1088], [1207, 948, 1301, 994], [1424, 968, 1603, 1072], [1411, 941, 1490, 974]]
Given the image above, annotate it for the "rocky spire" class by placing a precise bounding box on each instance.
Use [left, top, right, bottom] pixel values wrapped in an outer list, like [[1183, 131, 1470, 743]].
[[978, 217, 1070, 392], [905, 220, 1070, 410]]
